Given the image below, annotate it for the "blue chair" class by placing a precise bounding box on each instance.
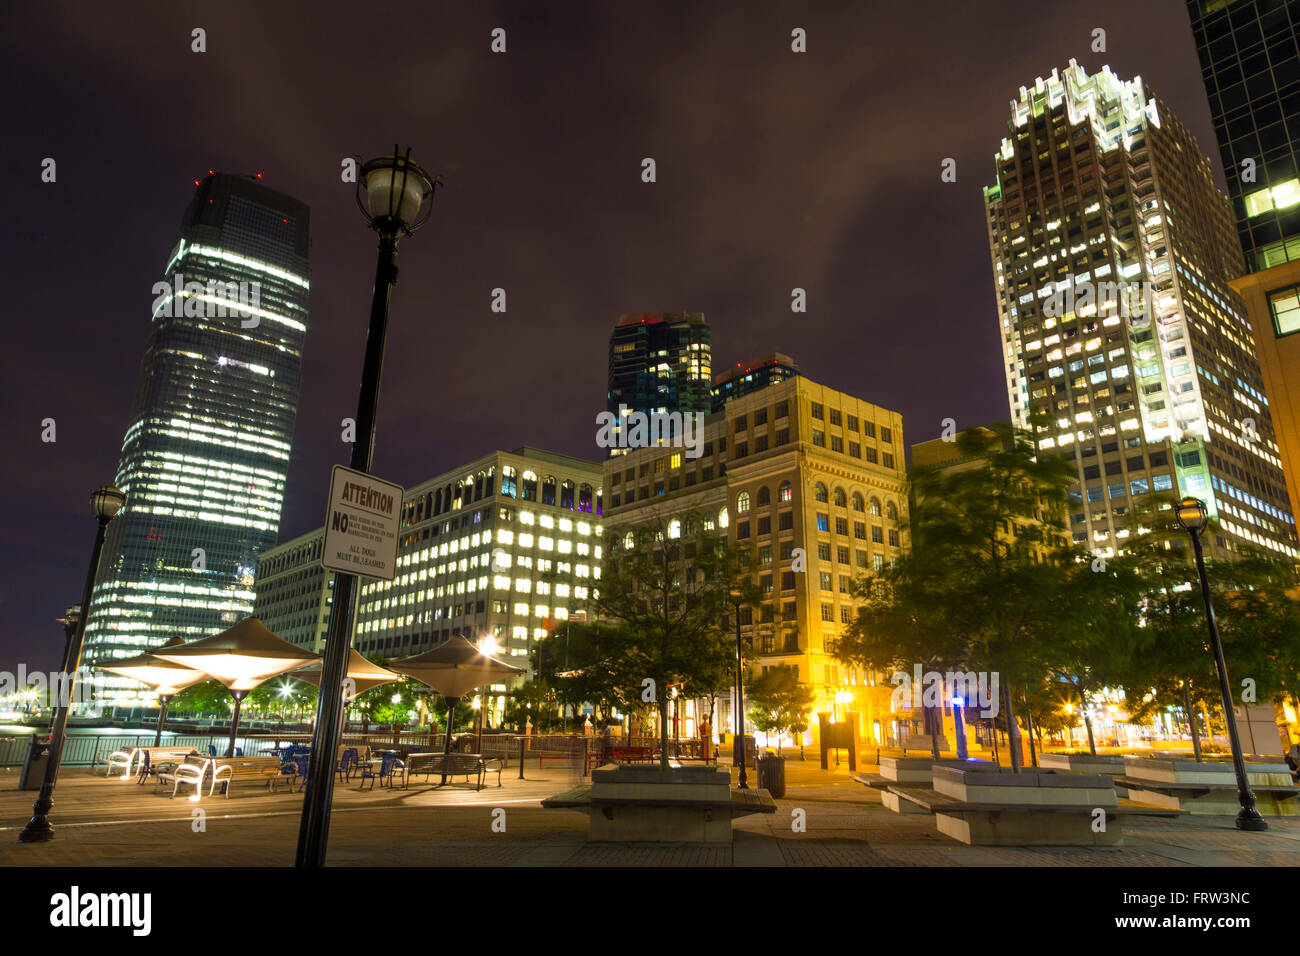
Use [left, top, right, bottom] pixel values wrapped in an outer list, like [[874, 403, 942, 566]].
[[208, 745, 217, 756], [291, 754, 310, 792], [235, 747, 244, 757], [336, 748, 358, 783], [359, 752, 403, 790]]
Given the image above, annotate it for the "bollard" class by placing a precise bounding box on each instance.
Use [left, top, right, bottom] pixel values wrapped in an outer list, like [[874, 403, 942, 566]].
[[518, 737, 526, 779]]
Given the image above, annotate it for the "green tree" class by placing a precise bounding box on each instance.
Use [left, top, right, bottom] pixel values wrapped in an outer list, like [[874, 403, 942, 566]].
[[745, 665, 814, 754], [170, 679, 230, 717], [592, 510, 743, 769]]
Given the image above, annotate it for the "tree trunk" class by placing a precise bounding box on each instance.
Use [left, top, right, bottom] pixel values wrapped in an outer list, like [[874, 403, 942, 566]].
[[658, 696, 670, 770], [1183, 683, 1202, 762], [1023, 695, 1037, 768], [1002, 682, 1022, 773]]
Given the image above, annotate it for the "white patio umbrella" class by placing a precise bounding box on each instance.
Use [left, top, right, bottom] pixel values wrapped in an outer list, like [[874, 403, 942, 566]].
[[389, 636, 522, 776], [153, 618, 319, 756], [97, 637, 209, 747]]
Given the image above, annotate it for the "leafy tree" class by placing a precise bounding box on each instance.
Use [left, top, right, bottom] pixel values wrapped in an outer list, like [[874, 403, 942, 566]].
[[840, 423, 1083, 769], [745, 665, 814, 754], [592, 510, 743, 768], [170, 679, 230, 717]]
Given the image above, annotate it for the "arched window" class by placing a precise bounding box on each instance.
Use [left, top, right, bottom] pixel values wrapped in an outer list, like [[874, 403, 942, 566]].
[[719, 507, 729, 529], [757, 486, 771, 506], [885, 501, 898, 521], [475, 473, 486, 500], [499, 468, 517, 499], [869, 497, 882, 516], [779, 481, 793, 503], [560, 480, 576, 510], [454, 482, 465, 509], [578, 483, 594, 513], [521, 471, 538, 501], [833, 487, 847, 507], [668, 519, 681, 539], [541, 476, 557, 506], [852, 492, 864, 512], [595, 489, 602, 516], [624, 532, 636, 550], [737, 491, 751, 514], [434, 488, 444, 513], [814, 483, 828, 503]]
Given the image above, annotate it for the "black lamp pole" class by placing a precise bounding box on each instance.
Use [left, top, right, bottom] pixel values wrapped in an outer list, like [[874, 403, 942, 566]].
[[20, 485, 125, 843], [295, 148, 438, 868], [732, 596, 748, 789], [1177, 497, 1267, 832]]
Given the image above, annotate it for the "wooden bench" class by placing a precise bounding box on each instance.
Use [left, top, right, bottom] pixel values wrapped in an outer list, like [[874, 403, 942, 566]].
[[157, 754, 213, 800], [611, 746, 655, 764], [406, 752, 503, 790], [212, 755, 297, 797]]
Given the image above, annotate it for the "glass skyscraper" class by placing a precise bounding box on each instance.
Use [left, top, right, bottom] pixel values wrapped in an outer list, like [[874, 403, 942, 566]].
[[983, 61, 1296, 561], [606, 312, 712, 454], [1187, 0, 1300, 272], [82, 172, 311, 704]]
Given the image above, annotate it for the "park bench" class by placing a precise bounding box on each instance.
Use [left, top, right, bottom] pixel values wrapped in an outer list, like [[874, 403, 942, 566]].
[[406, 752, 503, 790], [212, 755, 297, 797], [1115, 757, 1300, 817], [610, 746, 654, 764], [157, 754, 213, 800]]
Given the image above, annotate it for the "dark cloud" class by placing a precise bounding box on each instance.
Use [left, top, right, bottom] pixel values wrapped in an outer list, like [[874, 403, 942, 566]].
[[0, 0, 1217, 672]]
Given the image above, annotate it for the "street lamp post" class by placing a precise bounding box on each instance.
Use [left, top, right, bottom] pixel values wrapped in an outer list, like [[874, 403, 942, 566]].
[[19, 485, 126, 843], [730, 594, 748, 789], [56, 605, 81, 677], [295, 147, 439, 868], [1174, 496, 1267, 832]]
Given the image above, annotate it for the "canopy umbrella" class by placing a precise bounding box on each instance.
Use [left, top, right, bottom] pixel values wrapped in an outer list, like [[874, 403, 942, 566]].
[[294, 649, 400, 742], [153, 617, 319, 756], [389, 636, 522, 777], [97, 637, 208, 749]]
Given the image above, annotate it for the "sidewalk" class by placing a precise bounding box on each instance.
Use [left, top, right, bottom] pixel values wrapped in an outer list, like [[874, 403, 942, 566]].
[[1, 758, 1297, 866]]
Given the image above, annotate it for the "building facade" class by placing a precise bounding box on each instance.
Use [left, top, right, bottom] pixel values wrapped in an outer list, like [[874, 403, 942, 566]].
[[83, 172, 311, 704], [250, 529, 330, 653], [1188, 0, 1300, 532], [606, 312, 712, 453], [258, 447, 603, 725], [711, 353, 801, 412], [604, 375, 908, 747], [983, 61, 1297, 562]]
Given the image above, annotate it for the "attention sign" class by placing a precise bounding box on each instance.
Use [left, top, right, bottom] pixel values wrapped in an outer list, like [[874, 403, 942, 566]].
[[321, 464, 403, 580]]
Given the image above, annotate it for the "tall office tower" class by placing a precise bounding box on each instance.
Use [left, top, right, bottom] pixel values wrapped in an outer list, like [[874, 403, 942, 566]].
[[606, 312, 712, 453], [605, 375, 907, 749], [710, 352, 801, 412], [1187, 0, 1300, 531], [983, 61, 1297, 561], [83, 172, 311, 705]]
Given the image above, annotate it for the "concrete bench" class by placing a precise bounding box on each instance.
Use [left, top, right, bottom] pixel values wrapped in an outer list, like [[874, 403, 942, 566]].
[[877, 756, 997, 786], [1116, 756, 1300, 816], [212, 756, 296, 797], [543, 763, 776, 844]]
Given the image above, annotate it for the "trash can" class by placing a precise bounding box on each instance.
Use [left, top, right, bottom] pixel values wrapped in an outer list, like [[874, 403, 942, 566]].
[[20, 736, 53, 791], [756, 752, 786, 799]]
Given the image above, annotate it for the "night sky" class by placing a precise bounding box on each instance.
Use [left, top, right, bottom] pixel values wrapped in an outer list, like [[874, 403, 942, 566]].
[[0, 1, 1219, 674]]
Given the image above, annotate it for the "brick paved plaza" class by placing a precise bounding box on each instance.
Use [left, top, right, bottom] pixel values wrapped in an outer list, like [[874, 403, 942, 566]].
[[3, 756, 1297, 867]]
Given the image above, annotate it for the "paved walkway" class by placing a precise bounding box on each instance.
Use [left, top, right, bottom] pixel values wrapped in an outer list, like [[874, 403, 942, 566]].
[[2, 758, 1297, 866]]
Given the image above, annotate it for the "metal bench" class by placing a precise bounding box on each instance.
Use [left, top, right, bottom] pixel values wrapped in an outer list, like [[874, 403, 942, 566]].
[[406, 752, 502, 790]]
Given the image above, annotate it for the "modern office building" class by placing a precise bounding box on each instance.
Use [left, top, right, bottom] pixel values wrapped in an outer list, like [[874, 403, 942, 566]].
[[1188, 0, 1300, 531], [604, 374, 908, 748], [258, 447, 603, 725], [82, 172, 311, 704], [983, 61, 1297, 561], [606, 312, 712, 453], [250, 530, 330, 653], [710, 353, 800, 412]]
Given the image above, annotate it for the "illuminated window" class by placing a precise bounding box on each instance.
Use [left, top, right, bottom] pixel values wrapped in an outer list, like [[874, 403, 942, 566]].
[[1268, 285, 1300, 338], [779, 481, 793, 503], [737, 492, 751, 513]]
